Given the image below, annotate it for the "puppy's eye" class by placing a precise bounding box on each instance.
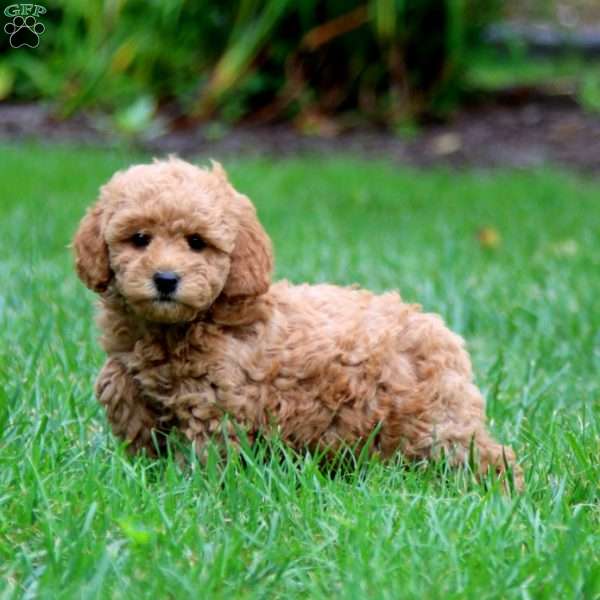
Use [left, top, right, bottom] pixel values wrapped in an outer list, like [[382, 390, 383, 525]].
[[187, 234, 205, 251], [131, 232, 151, 248]]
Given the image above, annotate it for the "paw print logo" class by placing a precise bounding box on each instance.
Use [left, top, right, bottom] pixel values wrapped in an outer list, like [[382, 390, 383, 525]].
[[4, 15, 45, 48]]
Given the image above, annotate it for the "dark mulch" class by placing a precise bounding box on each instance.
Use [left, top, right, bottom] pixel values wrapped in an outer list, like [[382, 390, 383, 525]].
[[2, 92, 600, 173]]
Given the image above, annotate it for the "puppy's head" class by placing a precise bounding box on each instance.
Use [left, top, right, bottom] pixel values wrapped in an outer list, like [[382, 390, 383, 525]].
[[73, 158, 273, 323]]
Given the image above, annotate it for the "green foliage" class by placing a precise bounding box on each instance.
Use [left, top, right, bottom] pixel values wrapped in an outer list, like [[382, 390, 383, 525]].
[[467, 47, 600, 114], [580, 69, 600, 113], [1, 144, 599, 597], [0, 0, 500, 125]]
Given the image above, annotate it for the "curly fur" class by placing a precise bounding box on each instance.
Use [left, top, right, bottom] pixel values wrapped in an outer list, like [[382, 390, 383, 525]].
[[73, 157, 522, 488]]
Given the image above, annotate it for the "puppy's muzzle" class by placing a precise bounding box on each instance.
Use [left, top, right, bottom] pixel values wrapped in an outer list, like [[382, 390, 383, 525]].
[[153, 271, 180, 298]]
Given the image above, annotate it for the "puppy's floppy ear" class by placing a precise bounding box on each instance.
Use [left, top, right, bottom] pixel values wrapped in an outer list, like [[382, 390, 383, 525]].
[[214, 163, 273, 298], [72, 200, 112, 293], [222, 193, 273, 298]]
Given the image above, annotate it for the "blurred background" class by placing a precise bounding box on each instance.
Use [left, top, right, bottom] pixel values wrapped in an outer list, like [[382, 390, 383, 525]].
[[1, 0, 600, 171]]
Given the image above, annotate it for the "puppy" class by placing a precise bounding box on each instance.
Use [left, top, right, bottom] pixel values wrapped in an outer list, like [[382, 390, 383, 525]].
[[73, 158, 521, 487]]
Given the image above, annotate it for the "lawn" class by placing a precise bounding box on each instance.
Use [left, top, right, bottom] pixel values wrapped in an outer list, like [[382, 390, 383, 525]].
[[0, 143, 598, 599]]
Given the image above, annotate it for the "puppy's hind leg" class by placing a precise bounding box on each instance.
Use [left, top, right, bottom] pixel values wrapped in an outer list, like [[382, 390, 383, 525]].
[[471, 429, 523, 491], [95, 357, 175, 456], [431, 376, 523, 491]]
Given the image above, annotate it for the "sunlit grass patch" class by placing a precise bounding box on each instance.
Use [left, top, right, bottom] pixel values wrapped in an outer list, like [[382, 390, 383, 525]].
[[0, 143, 598, 598]]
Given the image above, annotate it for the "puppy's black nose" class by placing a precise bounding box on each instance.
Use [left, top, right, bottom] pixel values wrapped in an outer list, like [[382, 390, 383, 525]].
[[153, 271, 180, 295]]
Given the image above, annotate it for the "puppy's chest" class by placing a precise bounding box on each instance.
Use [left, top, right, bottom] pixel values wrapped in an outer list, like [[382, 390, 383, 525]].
[[125, 333, 248, 421], [129, 340, 210, 396]]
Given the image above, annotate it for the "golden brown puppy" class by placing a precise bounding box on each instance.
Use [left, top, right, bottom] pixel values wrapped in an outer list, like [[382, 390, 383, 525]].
[[73, 157, 522, 488]]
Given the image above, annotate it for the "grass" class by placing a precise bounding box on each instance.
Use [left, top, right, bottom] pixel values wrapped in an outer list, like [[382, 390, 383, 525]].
[[0, 143, 598, 599]]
